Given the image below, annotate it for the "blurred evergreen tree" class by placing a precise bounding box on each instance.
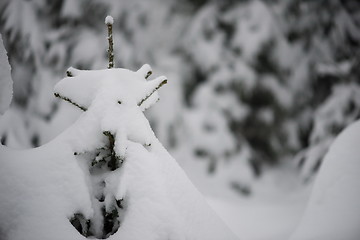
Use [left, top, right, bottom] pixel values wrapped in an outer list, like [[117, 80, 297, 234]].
[[180, 0, 297, 180], [283, 0, 360, 181]]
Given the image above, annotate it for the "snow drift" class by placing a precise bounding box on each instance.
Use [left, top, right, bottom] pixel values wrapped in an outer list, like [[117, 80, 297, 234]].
[[290, 120, 360, 240]]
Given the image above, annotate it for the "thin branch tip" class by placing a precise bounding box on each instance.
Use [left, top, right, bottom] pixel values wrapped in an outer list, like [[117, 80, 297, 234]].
[[138, 78, 168, 106], [146, 71, 152, 79], [54, 92, 87, 111], [106, 16, 114, 69]]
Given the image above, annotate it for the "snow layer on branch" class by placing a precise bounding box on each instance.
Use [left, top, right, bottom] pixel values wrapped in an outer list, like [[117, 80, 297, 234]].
[[290, 120, 360, 240], [105, 15, 114, 25], [54, 67, 166, 112], [0, 34, 13, 115]]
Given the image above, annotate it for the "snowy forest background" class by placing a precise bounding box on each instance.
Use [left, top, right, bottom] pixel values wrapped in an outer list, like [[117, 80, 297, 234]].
[[0, 0, 359, 239]]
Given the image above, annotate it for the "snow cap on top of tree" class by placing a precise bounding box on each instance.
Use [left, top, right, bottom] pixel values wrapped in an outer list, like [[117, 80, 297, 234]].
[[105, 15, 114, 25]]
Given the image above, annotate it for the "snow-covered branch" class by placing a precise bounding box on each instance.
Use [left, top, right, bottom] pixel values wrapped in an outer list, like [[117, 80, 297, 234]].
[[54, 92, 87, 111], [138, 77, 167, 107]]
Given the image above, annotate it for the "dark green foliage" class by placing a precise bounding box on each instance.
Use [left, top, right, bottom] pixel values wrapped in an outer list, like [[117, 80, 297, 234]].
[[103, 131, 121, 171], [284, 0, 360, 179], [30, 134, 40, 147], [102, 205, 120, 238], [69, 213, 92, 237], [183, 0, 212, 11], [183, 67, 208, 107], [71, 132, 125, 238], [252, 41, 281, 77], [0, 134, 6, 145]]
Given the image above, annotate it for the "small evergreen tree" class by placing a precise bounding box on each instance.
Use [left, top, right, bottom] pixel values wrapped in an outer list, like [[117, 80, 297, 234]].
[[0, 16, 238, 240], [55, 17, 169, 238]]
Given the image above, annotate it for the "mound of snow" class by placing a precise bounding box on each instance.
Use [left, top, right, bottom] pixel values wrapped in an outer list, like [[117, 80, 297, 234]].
[[0, 139, 93, 240], [0, 65, 238, 240], [290, 120, 360, 240], [0, 34, 13, 115]]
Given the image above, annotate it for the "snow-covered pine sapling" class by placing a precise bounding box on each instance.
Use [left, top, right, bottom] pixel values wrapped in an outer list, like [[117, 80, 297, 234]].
[[0, 12, 238, 240], [54, 16, 167, 238]]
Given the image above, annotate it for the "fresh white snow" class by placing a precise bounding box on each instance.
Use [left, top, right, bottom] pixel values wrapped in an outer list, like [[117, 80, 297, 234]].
[[208, 194, 307, 240], [105, 16, 114, 25], [290, 120, 360, 240]]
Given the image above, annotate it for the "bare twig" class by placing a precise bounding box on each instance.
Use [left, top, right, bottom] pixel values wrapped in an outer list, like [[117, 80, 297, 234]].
[[105, 16, 114, 69]]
